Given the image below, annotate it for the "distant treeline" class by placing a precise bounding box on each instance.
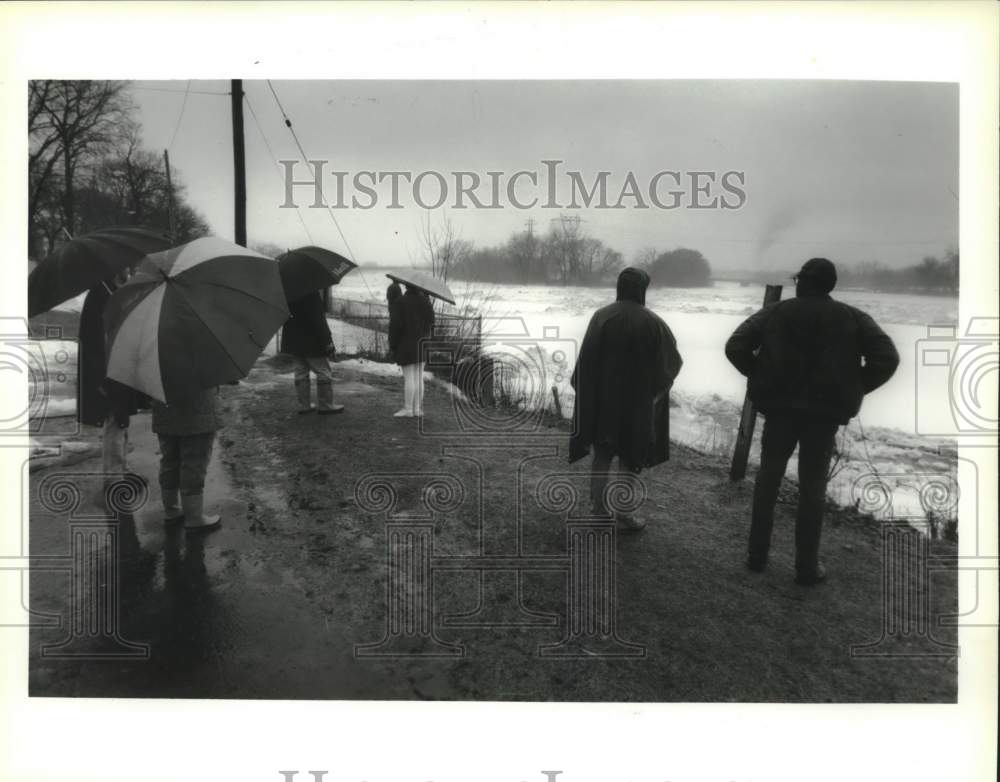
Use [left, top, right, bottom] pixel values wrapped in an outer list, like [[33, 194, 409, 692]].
[[837, 252, 958, 295], [421, 216, 957, 295], [448, 218, 712, 287], [717, 250, 959, 296]]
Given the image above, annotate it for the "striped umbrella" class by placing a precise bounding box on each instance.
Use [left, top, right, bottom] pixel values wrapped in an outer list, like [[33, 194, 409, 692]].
[[103, 236, 289, 403], [277, 246, 357, 302], [28, 226, 172, 318]]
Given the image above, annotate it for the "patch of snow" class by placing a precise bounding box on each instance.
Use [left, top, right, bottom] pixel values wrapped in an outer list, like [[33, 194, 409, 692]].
[[338, 358, 402, 378], [36, 397, 76, 418]]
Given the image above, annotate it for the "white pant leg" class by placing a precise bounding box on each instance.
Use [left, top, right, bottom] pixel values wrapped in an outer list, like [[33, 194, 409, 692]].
[[414, 361, 425, 414], [403, 364, 416, 412]]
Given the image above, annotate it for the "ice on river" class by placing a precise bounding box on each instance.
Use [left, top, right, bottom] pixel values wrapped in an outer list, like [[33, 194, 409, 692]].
[[333, 275, 965, 522]]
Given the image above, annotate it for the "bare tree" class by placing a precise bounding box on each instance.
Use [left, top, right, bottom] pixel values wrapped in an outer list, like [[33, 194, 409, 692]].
[[634, 246, 657, 270], [74, 126, 209, 245], [29, 80, 134, 255], [543, 214, 587, 284], [419, 212, 471, 284], [581, 238, 623, 281], [506, 229, 541, 281]]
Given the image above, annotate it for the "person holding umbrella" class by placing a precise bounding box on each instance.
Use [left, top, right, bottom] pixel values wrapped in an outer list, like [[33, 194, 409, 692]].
[[77, 268, 143, 493], [389, 284, 436, 418], [280, 289, 344, 416], [276, 246, 357, 416], [29, 226, 171, 507], [104, 236, 292, 529], [151, 388, 222, 530]]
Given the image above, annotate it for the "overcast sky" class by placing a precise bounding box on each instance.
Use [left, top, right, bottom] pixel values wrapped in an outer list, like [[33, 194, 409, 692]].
[[129, 79, 958, 271]]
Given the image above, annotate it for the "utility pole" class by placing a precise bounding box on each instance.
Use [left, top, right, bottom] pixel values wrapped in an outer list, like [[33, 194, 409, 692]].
[[163, 149, 176, 240], [524, 217, 535, 236], [231, 79, 247, 247], [729, 283, 784, 481]]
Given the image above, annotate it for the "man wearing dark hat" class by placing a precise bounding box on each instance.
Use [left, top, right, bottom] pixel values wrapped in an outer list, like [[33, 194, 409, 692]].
[[725, 257, 899, 584], [570, 267, 683, 531]]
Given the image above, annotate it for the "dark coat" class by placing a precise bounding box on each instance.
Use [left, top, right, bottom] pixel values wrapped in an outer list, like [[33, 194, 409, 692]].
[[389, 289, 435, 366], [280, 291, 332, 357], [725, 293, 899, 425], [77, 282, 141, 427], [569, 272, 683, 470], [151, 387, 220, 436]]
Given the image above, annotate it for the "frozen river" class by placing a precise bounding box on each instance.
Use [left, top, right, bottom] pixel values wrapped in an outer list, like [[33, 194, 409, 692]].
[[335, 273, 967, 521]]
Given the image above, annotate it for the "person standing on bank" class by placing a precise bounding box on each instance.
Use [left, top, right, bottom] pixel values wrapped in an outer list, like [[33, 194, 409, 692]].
[[569, 267, 683, 532], [280, 288, 344, 416], [152, 387, 222, 531], [725, 257, 900, 585], [388, 284, 435, 418]]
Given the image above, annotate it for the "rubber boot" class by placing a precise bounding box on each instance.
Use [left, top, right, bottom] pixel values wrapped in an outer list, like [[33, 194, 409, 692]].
[[181, 493, 221, 531], [162, 488, 185, 523]]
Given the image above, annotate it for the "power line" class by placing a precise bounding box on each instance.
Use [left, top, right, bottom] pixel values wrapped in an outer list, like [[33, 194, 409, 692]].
[[243, 92, 314, 246], [166, 80, 191, 151], [132, 85, 229, 96], [265, 79, 377, 302]]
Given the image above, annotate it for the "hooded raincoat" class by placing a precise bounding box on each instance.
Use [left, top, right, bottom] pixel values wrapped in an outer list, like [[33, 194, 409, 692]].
[[569, 268, 683, 470]]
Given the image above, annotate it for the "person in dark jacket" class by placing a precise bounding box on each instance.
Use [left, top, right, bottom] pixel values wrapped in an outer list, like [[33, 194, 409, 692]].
[[385, 281, 404, 403], [569, 267, 683, 531], [725, 257, 900, 584], [386, 281, 402, 310], [388, 285, 435, 417], [152, 387, 222, 530], [77, 271, 144, 494], [280, 289, 344, 415]]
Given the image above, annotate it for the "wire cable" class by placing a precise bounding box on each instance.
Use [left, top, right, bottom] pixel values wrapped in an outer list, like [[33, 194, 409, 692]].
[[265, 79, 378, 302], [166, 80, 191, 151], [244, 92, 314, 246], [132, 85, 229, 96]]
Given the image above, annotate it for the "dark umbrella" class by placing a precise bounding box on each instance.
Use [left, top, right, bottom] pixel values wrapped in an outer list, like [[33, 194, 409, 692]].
[[385, 270, 456, 305], [277, 245, 357, 302], [27, 226, 172, 318], [103, 236, 289, 403]]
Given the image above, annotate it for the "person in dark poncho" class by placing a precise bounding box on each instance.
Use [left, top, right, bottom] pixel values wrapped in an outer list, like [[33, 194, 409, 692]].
[[569, 267, 683, 531], [725, 257, 899, 585]]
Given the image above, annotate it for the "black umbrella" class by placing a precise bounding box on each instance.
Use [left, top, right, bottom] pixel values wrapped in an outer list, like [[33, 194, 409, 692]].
[[28, 226, 172, 318], [277, 246, 357, 302]]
